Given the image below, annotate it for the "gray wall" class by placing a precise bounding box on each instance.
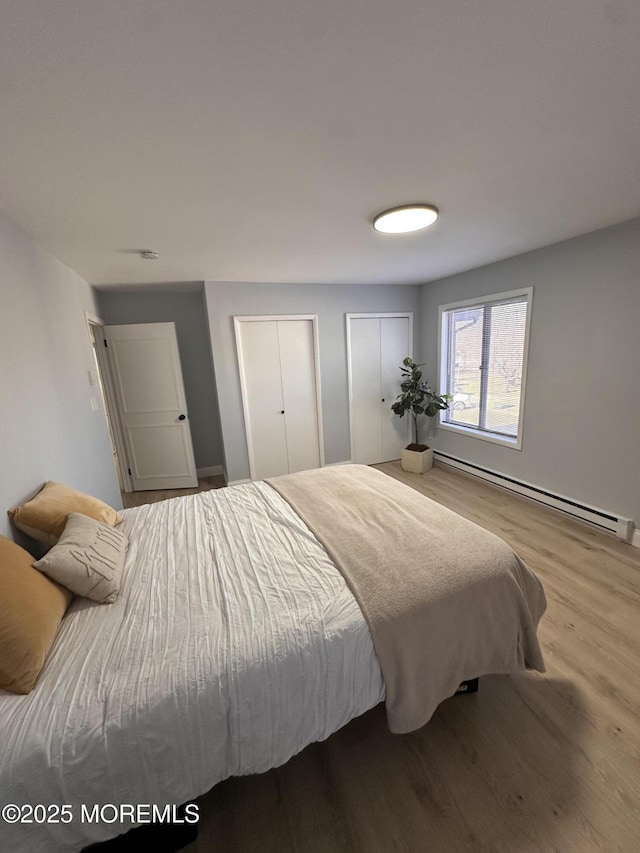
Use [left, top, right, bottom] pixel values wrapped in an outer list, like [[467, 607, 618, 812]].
[[0, 213, 121, 545], [95, 288, 223, 470], [418, 218, 640, 526], [205, 282, 420, 482]]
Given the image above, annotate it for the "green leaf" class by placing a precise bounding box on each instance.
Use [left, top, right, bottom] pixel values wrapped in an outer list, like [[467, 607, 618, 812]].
[[391, 357, 446, 429]]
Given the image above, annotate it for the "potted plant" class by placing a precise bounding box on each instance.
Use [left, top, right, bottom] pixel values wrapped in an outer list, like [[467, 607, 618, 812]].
[[391, 357, 452, 474]]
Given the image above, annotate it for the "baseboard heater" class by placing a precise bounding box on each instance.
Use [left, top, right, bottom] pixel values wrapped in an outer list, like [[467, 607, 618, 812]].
[[433, 451, 635, 542]]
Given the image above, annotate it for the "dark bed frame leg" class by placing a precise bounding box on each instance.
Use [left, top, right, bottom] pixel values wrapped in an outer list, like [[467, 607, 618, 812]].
[[454, 677, 479, 695]]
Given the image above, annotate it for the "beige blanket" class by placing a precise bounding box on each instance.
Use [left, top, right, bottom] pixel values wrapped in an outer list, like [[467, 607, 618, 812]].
[[267, 464, 546, 734]]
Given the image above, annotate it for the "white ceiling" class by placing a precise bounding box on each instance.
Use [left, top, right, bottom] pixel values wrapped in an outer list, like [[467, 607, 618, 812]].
[[1, 0, 639, 287]]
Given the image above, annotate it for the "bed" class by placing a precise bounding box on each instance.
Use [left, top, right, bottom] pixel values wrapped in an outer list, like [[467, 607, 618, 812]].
[[0, 465, 546, 852]]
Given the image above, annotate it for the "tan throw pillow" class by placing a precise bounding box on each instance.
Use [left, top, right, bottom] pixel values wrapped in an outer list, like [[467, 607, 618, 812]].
[[8, 481, 122, 546], [0, 535, 73, 694], [33, 513, 128, 604]]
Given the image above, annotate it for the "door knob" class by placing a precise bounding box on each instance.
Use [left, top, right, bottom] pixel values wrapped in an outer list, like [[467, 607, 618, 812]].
[[280, 410, 285, 414], [178, 414, 186, 421], [381, 398, 385, 402]]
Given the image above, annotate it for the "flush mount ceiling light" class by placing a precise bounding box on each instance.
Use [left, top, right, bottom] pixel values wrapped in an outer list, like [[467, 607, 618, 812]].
[[373, 204, 439, 234], [139, 249, 159, 260]]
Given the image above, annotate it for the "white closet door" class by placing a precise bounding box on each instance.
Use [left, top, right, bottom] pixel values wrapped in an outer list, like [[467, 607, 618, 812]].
[[237, 320, 289, 480], [348, 313, 412, 465], [236, 315, 324, 480], [350, 318, 383, 464], [381, 316, 411, 460], [277, 320, 321, 473]]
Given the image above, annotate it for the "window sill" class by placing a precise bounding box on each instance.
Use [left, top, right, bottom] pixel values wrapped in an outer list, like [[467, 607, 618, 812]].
[[438, 420, 523, 450]]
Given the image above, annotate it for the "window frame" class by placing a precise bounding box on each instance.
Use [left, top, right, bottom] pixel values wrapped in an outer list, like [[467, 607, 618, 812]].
[[437, 287, 533, 450]]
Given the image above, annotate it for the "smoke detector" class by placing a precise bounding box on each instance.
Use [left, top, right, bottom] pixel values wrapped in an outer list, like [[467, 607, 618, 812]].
[[139, 250, 159, 260]]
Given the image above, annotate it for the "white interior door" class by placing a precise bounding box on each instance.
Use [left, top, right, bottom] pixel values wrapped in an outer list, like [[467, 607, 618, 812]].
[[277, 320, 321, 473], [348, 313, 412, 465], [236, 320, 289, 480], [381, 316, 412, 460], [235, 315, 324, 480], [349, 318, 383, 465], [104, 322, 198, 490]]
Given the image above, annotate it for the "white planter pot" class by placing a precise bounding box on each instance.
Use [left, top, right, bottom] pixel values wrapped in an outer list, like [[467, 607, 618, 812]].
[[400, 447, 434, 474]]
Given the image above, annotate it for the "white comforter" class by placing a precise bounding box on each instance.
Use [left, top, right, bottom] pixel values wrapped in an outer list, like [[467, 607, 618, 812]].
[[0, 483, 384, 852]]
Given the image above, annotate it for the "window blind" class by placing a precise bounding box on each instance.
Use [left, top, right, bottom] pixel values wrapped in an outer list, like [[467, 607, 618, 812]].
[[441, 293, 530, 442]]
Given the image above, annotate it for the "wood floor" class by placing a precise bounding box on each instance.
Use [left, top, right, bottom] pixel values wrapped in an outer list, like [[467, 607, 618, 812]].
[[172, 461, 640, 853], [120, 475, 226, 509], [115, 463, 640, 852]]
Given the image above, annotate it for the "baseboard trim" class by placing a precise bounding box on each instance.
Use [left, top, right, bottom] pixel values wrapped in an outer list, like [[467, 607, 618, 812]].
[[196, 465, 224, 478], [228, 478, 251, 487], [434, 450, 636, 542], [326, 460, 353, 466], [632, 529, 640, 549]]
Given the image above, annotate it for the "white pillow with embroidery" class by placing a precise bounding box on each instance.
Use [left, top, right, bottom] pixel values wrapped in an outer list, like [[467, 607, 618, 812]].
[[33, 512, 128, 604]]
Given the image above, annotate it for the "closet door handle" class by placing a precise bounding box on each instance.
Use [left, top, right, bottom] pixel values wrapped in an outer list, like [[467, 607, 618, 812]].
[[381, 398, 385, 402], [280, 410, 285, 414]]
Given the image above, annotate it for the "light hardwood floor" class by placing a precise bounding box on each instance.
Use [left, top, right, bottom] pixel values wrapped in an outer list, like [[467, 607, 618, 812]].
[[175, 461, 640, 853], [120, 475, 226, 509]]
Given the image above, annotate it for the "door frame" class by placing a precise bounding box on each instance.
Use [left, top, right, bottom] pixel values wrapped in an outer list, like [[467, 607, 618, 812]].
[[84, 312, 134, 493], [346, 312, 414, 463], [234, 314, 325, 480]]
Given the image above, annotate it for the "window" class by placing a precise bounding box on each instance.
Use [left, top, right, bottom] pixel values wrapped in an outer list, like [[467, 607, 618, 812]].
[[439, 288, 532, 449]]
